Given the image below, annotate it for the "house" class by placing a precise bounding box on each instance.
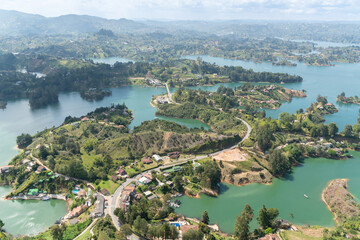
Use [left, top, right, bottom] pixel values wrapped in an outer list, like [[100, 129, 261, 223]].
[[36, 166, 47, 174], [100, 188, 110, 196], [139, 176, 152, 185], [81, 117, 90, 121], [276, 219, 291, 229], [165, 181, 174, 187], [167, 152, 180, 159], [144, 191, 152, 197], [148, 194, 158, 200], [68, 205, 87, 218], [181, 225, 199, 234], [90, 194, 105, 218], [144, 174, 153, 181], [77, 189, 87, 198], [117, 168, 127, 176], [28, 189, 39, 196], [0, 165, 14, 174], [142, 157, 153, 164], [152, 154, 162, 162], [123, 186, 136, 196], [110, 175, 119, 182]]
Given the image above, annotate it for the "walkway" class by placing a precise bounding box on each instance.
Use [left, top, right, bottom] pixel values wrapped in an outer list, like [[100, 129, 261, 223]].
[[74, 218, 99, 240]]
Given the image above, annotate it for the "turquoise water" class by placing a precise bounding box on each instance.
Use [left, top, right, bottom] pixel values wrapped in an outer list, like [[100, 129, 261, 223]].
[[185, 55, 360, 130], [175, 151, 360, 233], [0, 186, 67, 237], [1, 55, 360, 235]]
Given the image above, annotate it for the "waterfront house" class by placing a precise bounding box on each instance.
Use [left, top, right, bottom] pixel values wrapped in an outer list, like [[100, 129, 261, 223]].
[[0, 165, 14, 174], [28, 189, 39, 196], [68, 205, 87, 219]]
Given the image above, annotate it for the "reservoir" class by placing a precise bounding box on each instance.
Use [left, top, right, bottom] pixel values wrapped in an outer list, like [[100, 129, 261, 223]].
[[0, 56, 360, 235], [175, 151, 360, 233]]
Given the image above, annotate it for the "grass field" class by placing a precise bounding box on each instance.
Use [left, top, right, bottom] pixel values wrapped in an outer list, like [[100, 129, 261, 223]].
[[279, 230, 323, 240]]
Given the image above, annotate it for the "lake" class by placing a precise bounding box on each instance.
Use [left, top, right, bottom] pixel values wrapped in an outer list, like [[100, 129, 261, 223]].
[[0, 55, 360, 236], [175, 151, 360, 233]]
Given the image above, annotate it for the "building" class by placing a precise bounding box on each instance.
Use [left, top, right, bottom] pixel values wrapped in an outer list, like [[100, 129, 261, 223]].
[[142, 157, 153, 164], [110, 175, 119, 182], [77, 189, 87, 198], [167, 152, 180, 159], [117, 168, 127, 176], [144, 191, 152, 197], [90, 194, 105, 218], [100, 188, 110, 196], [0, 165, 14, 174], [152, 154, 162, 162], [68, 205, 87, 219], [144, 174, 153, 180], [28, 189, 39, 196], [36, 166, 47, 174], [139, 176, 152, 185]]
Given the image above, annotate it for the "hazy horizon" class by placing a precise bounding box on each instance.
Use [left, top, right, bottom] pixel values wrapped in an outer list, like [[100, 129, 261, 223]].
[[0, 0, 360, 21]]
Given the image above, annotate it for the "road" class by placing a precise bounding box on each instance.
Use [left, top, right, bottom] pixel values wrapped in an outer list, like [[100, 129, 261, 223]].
[[165, 83, 173, 103], [74, 218, 98, 240]]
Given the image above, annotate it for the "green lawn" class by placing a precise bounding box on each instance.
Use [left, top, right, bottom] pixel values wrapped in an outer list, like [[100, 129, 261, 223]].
[[96, 180, 122, 194], [279, 230, 323, 240]]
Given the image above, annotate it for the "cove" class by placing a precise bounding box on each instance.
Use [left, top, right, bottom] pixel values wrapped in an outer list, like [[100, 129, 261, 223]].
[[0, 186, 67, 237], [175, 151, 360, 234]]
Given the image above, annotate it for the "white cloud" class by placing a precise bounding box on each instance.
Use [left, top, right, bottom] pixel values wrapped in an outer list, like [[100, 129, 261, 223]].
[[0, 0, 359, 20]]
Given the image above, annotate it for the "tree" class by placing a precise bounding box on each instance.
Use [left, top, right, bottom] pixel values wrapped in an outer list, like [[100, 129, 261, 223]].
[[38, 145, 49, 159], [16, 133, 33, 149], [173, 175, 183, 192], [133, 216, 148, 236], [234, 204, 254, 240], [257, 205, 279, 229], [343, 125, 353, 137], [256, 123, 274, 151], [317, 95, 328, 104], [0, 219, 4, 229], [202, 211, 209, 224], [120, 224, 132, 236], [50, 225, 64, 240], [182, 229, 204, 240], [328, 123, 338, 137], [268, 150, 291, 176]]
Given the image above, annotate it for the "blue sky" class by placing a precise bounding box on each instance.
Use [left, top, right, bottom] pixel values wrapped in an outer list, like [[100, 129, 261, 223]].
[[0, 0, 359, 21]]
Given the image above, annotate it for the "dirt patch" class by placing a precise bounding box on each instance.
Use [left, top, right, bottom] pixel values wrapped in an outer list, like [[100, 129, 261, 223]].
[[213, 148, 249, 162], [297, 226, 325, 238], [322, 178, 360, 223]]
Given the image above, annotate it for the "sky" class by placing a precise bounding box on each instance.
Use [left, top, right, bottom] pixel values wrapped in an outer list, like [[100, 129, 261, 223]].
[[0, 0, 359, 21]]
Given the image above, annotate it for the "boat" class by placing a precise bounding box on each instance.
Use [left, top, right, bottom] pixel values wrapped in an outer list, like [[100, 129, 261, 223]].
[[42, 196, 50, 201], [304, 194, 309, 199]]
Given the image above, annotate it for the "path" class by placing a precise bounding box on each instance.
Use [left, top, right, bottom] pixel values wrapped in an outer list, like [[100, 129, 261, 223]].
[[74, 218, 98, 240], [165, 83, 173, 103]]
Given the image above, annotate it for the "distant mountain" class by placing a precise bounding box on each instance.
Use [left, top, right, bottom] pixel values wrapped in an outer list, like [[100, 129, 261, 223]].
[[0, 9, 151, 35]]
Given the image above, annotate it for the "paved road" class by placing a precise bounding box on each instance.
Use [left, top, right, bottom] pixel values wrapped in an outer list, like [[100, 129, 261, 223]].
[[74, 218, 98, 240], [165, 83, 173, 103]]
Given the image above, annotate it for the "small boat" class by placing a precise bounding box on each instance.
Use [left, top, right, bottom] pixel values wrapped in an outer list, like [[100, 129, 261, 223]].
[[304, 194, 309, 199], [42, 196, 50, 201]]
